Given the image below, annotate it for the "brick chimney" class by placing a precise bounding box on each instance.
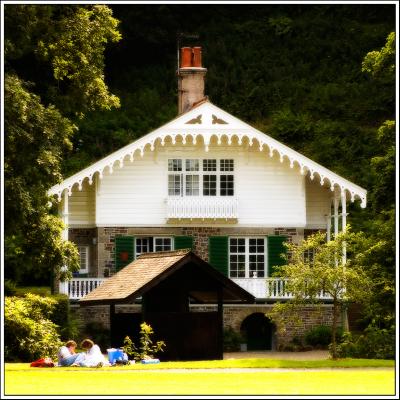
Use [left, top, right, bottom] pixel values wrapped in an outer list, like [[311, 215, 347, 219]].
[[177, 46, 207, 115]]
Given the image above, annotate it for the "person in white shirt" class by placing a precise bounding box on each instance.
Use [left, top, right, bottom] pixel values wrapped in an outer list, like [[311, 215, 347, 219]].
[[57, 340, 80, 366], [77, 339, 108, 367]]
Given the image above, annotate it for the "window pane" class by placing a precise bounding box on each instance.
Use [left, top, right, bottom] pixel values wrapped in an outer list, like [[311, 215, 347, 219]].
[[136, 238, 150, 257], [249, 238, 265, 278], [220, 174, 234, 196], [186, 175, 199, 196], [78, 246, 88, 272], [168, 174, 181, 196], [203, 159, 217, 171], [220, 159, 234, 171], [229, 238, 246, 278], [168, 159, 182, 171], [203, 175, 217, 196], [154, 237, 172, 252], [186, 159, 199, 171]]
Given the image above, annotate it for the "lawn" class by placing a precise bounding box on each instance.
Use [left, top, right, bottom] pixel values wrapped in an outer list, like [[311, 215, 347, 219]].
[[5, 360, 395, 395]]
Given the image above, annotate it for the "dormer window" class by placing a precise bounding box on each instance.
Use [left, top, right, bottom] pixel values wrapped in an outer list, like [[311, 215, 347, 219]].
[[168, 159, 234, 197]]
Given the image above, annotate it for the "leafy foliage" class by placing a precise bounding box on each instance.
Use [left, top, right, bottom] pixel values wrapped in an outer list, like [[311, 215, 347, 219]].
[[334, 325, 395, 359], [268, 228, 374, 359], [122, 322, 166, 361], [223, 327, 245, 352], [4, 294, 63, 361], [4, 5, 121, 284], [82, 322, 111, 350], [304, 325, 343, 348]]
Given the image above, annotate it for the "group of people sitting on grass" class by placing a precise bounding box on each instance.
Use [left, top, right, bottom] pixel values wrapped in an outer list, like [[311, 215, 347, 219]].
[[58, 339, 108, 368]]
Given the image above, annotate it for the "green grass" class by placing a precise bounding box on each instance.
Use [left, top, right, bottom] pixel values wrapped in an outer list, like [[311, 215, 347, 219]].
[[6, 357, 394, 371], [5, 368, 395, 395]]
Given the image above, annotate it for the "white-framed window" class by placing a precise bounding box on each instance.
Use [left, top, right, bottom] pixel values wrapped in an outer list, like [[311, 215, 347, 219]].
[[154, 237, 173, 252], [135, 237, 173, 257], [168, 158, 234, 197], [229, 237, 266, 278], [77, 245, 89, 274]]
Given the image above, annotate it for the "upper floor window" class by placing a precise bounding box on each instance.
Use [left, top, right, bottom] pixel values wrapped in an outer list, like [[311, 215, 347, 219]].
[[168, 159, 234, 197]]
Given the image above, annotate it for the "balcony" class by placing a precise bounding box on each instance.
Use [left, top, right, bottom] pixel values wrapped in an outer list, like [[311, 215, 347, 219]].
[[233, 278, 332, 300], [59, 278, 106, 300], [167, 197, 238, 220], [61, 277, 332, 301]]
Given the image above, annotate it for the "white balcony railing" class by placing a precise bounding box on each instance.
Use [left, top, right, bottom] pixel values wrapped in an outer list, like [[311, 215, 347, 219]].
[[59, 278, 106, 300], [233, 278, 332, 300], [60, 277, 332, 301], [167, 197, 238, 219]]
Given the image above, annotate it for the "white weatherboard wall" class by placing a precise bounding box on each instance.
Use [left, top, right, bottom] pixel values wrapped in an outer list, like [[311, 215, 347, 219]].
[[69, 180, 95, 226], [305, 179, 332, 229], [93, 139, 307, 227]]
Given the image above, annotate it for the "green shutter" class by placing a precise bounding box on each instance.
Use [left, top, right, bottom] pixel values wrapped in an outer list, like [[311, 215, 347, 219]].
[[267, 235, 288, 277], [209, 236, 229, 276], [174, 236, 194, 250], [115, 236, 135, 271]]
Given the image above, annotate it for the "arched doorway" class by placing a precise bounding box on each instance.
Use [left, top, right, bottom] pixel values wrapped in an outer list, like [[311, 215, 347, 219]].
[[240, 313, 276, 350]]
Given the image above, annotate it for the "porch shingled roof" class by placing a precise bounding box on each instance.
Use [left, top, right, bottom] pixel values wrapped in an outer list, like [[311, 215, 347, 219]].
[[79, 249, 255, 305]]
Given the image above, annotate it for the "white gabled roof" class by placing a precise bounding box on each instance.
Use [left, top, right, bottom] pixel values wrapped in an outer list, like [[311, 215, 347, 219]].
[[48, 100, 367, 207]]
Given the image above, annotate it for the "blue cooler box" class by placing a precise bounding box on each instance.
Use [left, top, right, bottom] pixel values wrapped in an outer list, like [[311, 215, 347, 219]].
[[107, 348, 124, 364]]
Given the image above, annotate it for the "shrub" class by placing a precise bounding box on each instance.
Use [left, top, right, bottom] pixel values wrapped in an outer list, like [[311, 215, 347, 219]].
[[4, 280, 17, 296], [333, 325, 395, 359], [82, 322, 111, 350], [4, 294, 62, 361], [122, 322, 165, 361], [50, 294, 82, 340], [305, 325, 343, 348], [223, 327, 244, 351]]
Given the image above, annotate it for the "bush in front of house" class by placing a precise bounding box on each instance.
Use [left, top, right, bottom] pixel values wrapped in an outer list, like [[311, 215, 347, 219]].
[[122, 322, 166, 362], [223, 327, 244, 351], [4, 294, 62, 361], [278, 336, 313, 352], [304, 325, 343, 349], [333, 325, 395, 359], [82, 321, 111, 350], [50, 294, 81, 341]]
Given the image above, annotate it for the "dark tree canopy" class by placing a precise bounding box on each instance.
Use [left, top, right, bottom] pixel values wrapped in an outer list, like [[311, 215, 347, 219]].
[[4, 4, 395, 326]]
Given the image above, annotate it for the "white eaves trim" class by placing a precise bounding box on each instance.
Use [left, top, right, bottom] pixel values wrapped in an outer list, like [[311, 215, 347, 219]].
[[48, 101, 367, 207]]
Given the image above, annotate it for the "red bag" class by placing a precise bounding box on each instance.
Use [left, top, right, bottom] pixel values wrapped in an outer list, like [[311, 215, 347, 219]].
[[30, 357, 55, 367]]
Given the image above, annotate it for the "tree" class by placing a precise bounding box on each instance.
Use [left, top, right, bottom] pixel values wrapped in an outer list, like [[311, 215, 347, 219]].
[[268, 229, 373, 359], [4, 5, 121, 285], [358, 32, 396, 329]]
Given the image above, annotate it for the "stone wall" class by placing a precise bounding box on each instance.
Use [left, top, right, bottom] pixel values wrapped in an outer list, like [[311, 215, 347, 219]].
[[74, 302, 336, 351], [91, 226, 305, 275]]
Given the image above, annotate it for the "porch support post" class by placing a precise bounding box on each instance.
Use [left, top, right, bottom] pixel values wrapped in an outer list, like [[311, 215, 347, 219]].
[[59, 189, 69, 295], [326, 199, 332, 242], [110, 303, 115, 347], [341, 191, 347, 264], [341, 190, 349, 332], [333, 194, 339, 238], [217, 288, 223, 360]]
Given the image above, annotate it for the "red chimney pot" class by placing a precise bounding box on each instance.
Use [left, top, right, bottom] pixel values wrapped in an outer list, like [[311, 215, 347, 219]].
[[192, 47, 202, 67], [180, 47, 192, 68]]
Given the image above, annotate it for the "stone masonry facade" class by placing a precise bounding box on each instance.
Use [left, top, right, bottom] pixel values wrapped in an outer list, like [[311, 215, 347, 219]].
[[73, 303, 336, 350], [74, 226, 309, 277], [69, 226, 326, 277]]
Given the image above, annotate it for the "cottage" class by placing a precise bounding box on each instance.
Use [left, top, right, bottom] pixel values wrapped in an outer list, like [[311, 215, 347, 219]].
[[49, 47, 367, 352]]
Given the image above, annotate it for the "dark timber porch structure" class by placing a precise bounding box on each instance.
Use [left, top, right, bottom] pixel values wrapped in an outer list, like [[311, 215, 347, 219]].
[[79, 249, 254, 360]]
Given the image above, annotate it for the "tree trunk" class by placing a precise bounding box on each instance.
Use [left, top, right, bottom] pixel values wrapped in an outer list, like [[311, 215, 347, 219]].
[[331, 299, 338, 359]]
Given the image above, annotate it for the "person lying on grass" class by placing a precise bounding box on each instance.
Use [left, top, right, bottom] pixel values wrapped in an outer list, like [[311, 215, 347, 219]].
[[71, 339, 108, 368]]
